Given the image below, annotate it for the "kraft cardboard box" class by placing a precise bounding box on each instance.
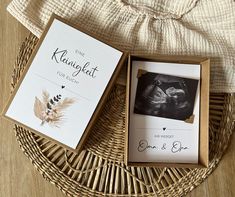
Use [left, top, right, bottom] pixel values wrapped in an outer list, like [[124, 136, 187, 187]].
[[3, 14, 128, 153], [125, 55, 210, 168]]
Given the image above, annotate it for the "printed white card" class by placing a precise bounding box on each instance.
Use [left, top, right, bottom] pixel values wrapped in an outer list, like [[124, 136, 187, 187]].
[[5, 17, 123, 149], [129, 61, 200, 163]]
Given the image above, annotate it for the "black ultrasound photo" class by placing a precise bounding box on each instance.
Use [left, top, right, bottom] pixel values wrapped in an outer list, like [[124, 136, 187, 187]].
[[134, 70, 199, 121]]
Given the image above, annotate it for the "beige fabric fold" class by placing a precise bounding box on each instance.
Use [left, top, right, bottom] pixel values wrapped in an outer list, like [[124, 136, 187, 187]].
[[7, 0, 235, 92]]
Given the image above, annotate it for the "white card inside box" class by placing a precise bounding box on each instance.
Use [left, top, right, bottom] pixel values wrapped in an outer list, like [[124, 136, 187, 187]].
[[3, 15, 126, 150], [128, 60, 201, 164]]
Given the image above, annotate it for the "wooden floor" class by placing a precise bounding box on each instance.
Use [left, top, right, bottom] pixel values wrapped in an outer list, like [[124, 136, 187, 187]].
[[0, 1, 234, 196]]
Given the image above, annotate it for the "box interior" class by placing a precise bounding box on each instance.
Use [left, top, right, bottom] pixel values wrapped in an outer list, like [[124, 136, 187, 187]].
[[125, 55, 210, 168]]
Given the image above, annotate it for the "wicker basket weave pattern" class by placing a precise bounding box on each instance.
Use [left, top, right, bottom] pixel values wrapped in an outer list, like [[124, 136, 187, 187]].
[[11, 33, 235, 197]]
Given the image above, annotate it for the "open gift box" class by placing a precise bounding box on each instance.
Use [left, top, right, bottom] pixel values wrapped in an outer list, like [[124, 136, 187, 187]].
[[125, 55, 210, 168], [2, 14, 210, 167]]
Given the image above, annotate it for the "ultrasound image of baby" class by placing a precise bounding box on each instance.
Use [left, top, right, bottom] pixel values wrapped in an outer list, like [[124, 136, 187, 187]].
[[134, 71, 199, 121]]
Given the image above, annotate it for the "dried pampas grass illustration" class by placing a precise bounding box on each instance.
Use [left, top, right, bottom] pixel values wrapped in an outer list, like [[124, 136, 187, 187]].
[[34, 90, 75, 127]]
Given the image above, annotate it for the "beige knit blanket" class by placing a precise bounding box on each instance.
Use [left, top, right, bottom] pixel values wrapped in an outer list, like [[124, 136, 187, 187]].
[[7, 0, 235, 92]]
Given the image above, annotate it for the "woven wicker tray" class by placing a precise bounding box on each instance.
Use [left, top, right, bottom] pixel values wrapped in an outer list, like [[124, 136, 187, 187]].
[[11, 33, 235, 197]]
